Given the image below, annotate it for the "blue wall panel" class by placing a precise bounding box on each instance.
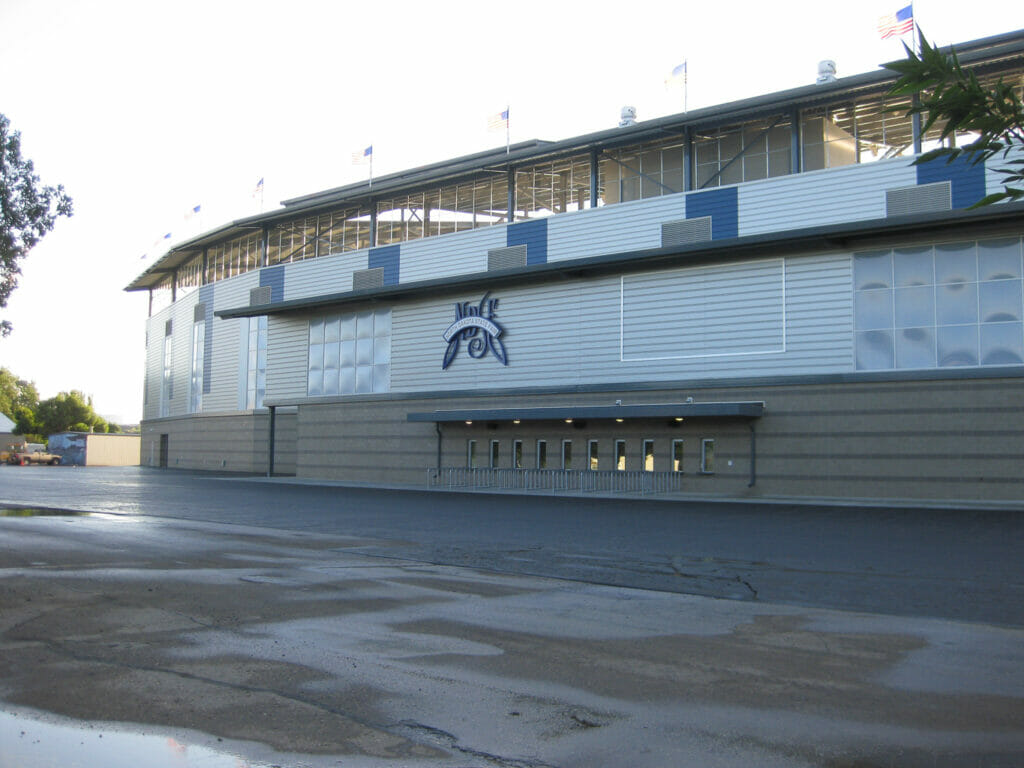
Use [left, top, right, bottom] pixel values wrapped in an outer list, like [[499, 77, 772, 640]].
[[260, 265, 286, 303], [916, 154, 986, 209], [508, 219, 548, 265], [686, 187, 739, 239], [369, 245, 401, 286]]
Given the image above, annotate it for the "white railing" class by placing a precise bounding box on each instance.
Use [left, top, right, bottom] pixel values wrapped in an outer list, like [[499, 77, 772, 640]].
[[425, 467, 685, 495]]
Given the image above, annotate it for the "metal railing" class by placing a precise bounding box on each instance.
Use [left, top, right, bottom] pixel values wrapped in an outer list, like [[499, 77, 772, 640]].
[[425, 467, 685, 495]]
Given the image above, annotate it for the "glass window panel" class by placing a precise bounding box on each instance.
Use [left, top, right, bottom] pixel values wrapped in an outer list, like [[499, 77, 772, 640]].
[[340, 339, 356, 367], [308, 343, 324, 370], [894, 247, 933, 287], [324, 316, 341, 342], [490, 441, 500, 468], [356, 337, 374, 365], [323, 367, 340, 395], [719, 162, 742, 186], [323, 342, 340, 369], [309, 318, 325, 344], [895, 286, 934, 328], [373, 364, 389, 392], [339, 367, 355, 394], [743, 155, 768, 181], [854, 251, 892, 290], [374, 339, 391, 365], [701, 439, 715, 473], [588, 440, 599, 470], [980, 280, 1022, 323], [615, 440, 626, 471], [357, 312, 374, 338], [355, 365, 373, 393], [672, 440, 684, 472], [514, 440, 523, 469], [643, 439, 654, 471], [536, 440, 547, 469], [935, 242, 977, 284], [978, 238, 1023, 280], [936, 282, 978, 325], [562, 440, 572, 470], [340, 315, 356, 340], [937, 325, 979, 366], [895, 327, 936, 369], [855, 330, 895, 370], [307, 370, 323, 396], [374, 310, 391, 337], [855, 289, 893, 330], [981, 322, 1024, 365]]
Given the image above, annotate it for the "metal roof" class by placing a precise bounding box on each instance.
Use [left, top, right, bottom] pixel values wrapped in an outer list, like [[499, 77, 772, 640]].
[[127, 29, 1024, 294]]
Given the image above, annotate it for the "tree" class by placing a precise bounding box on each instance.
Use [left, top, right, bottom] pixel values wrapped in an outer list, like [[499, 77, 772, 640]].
[[885, 30, 1024, 206], [0, 366, 39, 420], [0, 113, 73, 335], [34, 390, 105, 435]]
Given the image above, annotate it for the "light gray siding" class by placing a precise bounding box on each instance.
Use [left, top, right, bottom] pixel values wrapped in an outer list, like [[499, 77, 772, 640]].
[[266, 315, 309, 402], [283, 250, 367, 300], [398, 226, 505, 284], [390, 251, 855, 393], [205, 274, 255, 412], [547, 194, 682, 263]]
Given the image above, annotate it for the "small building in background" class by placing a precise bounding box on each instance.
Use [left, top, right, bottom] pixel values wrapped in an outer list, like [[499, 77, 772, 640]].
[[0, 412, 17, 451], [49, 432, 141, 466]]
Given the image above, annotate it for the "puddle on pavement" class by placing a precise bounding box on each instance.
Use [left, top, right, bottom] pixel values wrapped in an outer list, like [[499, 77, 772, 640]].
[[0, 506, 88, 517], [0, 709, 280, 768]]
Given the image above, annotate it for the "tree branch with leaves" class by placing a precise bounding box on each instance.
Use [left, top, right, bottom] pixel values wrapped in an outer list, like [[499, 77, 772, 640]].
[[0, 113, 73, 335], [885, 30, 1024, 206]]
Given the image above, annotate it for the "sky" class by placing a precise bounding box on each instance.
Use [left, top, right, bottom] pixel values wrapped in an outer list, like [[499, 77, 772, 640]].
[[1, 0, 1022, 425]]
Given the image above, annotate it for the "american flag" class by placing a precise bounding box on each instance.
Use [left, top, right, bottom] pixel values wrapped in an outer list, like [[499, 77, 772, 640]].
[[487, 108, 509, 132], [351, 145, 372, 165], [878, 4, 914, 39]]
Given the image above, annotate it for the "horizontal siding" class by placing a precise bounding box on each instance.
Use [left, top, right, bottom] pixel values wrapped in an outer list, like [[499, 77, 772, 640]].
[[391, 251, 854, 393], [143, 309, 170, 422], [738, 157, 915, 236], [266, 315, 310, 401], [205, 274, 255, 412], [283, 250, 367, 301], [547, 194, 683, 262], [398, 226, 506, 283]]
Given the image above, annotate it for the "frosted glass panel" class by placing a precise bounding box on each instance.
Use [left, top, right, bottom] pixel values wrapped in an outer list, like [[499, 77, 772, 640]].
[[309, 318, 324, 344], [895, 327, 935, 369], [357, 312, 374, 338], [895, 286, 933, 328], [373, 364, 390, 392], [375, 341, 391, 364], [935, 242, 977, 284], [323, 368, 339, 394], [937, 325, 978, 366], [979, 239, 1022, 281], [854, 251, 892, 290], [340, 316, 356, 340], [307, 370, 323, 396], [324, 317, 341, 342], [855, 289, 892, 330], [356, 338, 374, 365], [340, 340, 356, 367], [355, 365, 373, 393], [374, 310, 392, 337], [936, 283, 978, 325], [855, 330, 894, 369], [979, 280, 1022, 322], [323, 343, 340, 369], [894, 247, 933, 287], [339, 367, 355, 394], [981, 323, 1024, 365]]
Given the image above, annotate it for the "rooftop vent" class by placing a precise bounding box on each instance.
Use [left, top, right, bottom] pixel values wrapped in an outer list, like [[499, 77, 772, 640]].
[[618, 106, 637, 127], [816, 60, 837, 84]]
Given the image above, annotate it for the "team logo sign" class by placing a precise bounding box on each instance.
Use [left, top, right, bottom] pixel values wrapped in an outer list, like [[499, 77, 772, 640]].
[[442, 293, 508, 370]]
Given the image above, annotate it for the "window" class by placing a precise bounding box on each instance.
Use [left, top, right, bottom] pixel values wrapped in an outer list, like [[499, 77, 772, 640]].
[[588, 440, 599, 470], [672, 439, 685, 472], [854, 238, 1024, 370], [467, 440, 478, 468], [536, 440, 547, 469], [561, 439, 572, 469], [514, 440, 523, 469], [245, 316, 267, 409], [490, 440, 500, 468], [161, 327, 173, 417], [308, 309, 391, 395], [642, 439, 654, 472], [701, 439, 716, 473], [189, 321, 204, 413], [615, 440, 626, 471]]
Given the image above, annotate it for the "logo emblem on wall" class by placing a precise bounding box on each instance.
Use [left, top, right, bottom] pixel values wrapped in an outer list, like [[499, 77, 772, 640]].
[[442, 293, 508, 370]]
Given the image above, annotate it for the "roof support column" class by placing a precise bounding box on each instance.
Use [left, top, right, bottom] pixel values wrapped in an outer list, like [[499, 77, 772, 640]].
[[590, 149, 600, 208], [791, 108, 801, 174], [369, 203, 377, 247], [683, 127, 693, 191], [201, 247, 208, 285], [507, 168, 516, 222], [912, 94, 923, 154], [260, 224, 269, 268], [170, 269, 177, 303]]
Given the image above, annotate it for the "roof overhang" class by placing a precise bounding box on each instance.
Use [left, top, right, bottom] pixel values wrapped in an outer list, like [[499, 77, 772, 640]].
[[215, 200, 1024, 320], [407, 401, 765, 423]]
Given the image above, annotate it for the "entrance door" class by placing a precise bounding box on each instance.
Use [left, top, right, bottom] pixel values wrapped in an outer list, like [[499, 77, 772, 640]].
[[158, 434, 169, 468]]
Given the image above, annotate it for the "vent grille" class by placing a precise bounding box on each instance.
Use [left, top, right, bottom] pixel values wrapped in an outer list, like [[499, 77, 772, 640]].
[[249, 286, 272, 306], [193, 303, 206, 322], [353, 267, 384, 291], [662, 217, 712, 248], [488, 245, 528, 272], [886, 182, 952, 217]]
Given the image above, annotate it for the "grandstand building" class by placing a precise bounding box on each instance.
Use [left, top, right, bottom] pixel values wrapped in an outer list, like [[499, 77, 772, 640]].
[[127, 30, 1024, 505]]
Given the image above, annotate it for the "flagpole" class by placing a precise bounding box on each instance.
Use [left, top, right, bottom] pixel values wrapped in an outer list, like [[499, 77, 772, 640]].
[[369, 147, 373, 189], [505, 105, 510, 155], [683, 60, 688, 113]]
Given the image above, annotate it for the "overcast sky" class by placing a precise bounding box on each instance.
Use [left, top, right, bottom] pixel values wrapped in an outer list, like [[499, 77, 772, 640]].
[[1, 0, 1021, 424]]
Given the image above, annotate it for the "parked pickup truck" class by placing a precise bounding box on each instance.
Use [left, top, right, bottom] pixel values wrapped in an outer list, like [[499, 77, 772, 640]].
[[6, 446, 61, 466]]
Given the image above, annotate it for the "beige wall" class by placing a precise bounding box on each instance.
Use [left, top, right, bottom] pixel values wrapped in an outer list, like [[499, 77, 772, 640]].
[[83, 434, 141, 466]]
